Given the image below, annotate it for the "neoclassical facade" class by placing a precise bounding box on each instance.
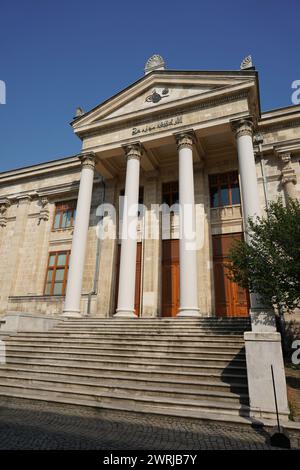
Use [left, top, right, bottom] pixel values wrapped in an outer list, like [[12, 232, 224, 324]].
[[0, 57, 299, 321]]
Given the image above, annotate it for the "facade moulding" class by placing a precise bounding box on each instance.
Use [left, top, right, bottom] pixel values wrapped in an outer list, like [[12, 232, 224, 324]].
[[78, 92, 250, 139]]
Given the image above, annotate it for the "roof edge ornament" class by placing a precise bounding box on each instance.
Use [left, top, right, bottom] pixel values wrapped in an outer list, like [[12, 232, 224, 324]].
[[240, 55, 253, 70], [144, 54, 166, 75]]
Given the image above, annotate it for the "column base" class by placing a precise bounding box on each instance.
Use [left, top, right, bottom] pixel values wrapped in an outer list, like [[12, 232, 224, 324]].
[[114, 309, 137, 318], [62, 310, 82, 318], [177, 308, 201, 317]]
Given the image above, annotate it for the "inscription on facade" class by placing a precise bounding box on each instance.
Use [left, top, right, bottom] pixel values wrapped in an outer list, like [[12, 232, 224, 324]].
[[132, 115, 183, 136]]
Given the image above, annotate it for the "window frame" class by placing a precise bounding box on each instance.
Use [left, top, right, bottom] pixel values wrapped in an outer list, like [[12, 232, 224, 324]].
[[162, 181, 179, 207], [209, 171, 241, 208], [52, 200, 77, 231], [44, 250, 70, 296]]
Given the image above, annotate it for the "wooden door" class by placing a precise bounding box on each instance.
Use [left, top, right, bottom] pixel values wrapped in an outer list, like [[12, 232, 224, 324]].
[[115, 242, 142, 316], [212, 233, 249, 317], [162, 239, 180, 317]]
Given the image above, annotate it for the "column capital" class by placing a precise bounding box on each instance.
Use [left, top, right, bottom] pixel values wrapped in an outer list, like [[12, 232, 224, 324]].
[[122, 142, 143, 161], [79, 152, 96, 170], [231, 118, 254, 139], [16, 194, 32, 205], [174, 131, 195, 151]]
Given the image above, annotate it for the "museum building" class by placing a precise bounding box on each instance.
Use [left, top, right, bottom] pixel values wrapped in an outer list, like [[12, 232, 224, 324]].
[[0, 55, 299, 421]]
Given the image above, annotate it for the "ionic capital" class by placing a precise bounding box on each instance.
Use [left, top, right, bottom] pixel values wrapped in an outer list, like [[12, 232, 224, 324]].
[[232, 119, 254, 139], [123, 142, 143, 161], [79, 152, 96, 170], [175, 131, 195, 151]]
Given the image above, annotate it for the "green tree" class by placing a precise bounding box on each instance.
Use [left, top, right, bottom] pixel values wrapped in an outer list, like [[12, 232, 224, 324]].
[[227, 198, 300, 314]]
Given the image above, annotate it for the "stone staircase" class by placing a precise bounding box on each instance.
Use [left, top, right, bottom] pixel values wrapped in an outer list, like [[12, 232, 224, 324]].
[[0, 317, 252, 420]]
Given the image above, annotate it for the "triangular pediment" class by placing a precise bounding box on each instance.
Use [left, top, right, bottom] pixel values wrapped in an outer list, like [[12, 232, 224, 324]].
[[73, 70, 257, 132]]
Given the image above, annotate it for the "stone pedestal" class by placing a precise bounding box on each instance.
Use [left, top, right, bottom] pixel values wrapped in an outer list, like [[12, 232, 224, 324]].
[[244, 331, 289, 421]]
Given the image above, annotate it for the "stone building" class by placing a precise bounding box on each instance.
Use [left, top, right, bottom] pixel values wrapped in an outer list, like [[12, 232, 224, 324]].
[[0, 56, 299, 422]]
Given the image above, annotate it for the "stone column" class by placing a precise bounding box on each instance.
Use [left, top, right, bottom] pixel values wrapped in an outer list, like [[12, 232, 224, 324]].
[[279, 152, 297, 201], [233, 118, 275, 330], [175, 132, 200, 317], [234, 119, 261, 227], [115, 143, 142, 317], [233, 119, 289, 421], [63, 153, 96, 317]]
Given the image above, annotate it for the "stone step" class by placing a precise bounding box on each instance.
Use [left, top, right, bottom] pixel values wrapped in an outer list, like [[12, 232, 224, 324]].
[[54, 326, 249, 332], [59, 318, 250, 323], [2, 356, 247, 378], [0, 369, 248, 403], [13, 332, 244, 344], [5, 340, 245, 354], [51, 329, 247, 335], [7, 336, 245, 347], [14, 330, 246, 338], [0, 359, 248, 385], [53, 327, 249, 334], [5, 347, 246, 366], [0, 318, 250, 420], [0, 383, 250, 417]]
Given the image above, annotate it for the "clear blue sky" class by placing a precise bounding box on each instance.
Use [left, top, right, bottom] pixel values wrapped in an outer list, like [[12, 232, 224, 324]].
[[0, 0, 299, 172]]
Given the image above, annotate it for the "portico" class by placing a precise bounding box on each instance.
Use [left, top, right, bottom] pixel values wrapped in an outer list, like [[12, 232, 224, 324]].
[[1, 56, 298, 423], [64, 113, 261, 320]]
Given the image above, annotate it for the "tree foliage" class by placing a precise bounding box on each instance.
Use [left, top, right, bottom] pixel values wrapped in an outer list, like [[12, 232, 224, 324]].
[[227, 198, 300, 313]]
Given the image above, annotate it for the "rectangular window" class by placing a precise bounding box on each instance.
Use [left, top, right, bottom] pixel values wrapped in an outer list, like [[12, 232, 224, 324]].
[[209, 171, 241, 208], [162, 181, 179, 207], [44, 251, 70, 296], [52, 200, 77, 230]]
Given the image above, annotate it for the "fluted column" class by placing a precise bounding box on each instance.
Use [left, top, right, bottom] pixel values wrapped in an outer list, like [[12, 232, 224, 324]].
[[176, 132, 200, 317], [63, 153, 96, 317], [115, 143, 142, 317]]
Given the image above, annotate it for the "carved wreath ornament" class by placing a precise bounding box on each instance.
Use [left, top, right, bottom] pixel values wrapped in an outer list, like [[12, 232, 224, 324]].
[[145, 88, 169, 103]]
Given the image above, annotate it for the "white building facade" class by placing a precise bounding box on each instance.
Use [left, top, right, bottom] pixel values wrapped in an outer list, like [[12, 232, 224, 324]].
[[0, 56, 299, 421], [1, 57, 299, 322]]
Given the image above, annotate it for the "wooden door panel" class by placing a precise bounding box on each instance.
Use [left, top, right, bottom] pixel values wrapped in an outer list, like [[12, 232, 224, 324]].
[[213, 233, 249, 317]]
